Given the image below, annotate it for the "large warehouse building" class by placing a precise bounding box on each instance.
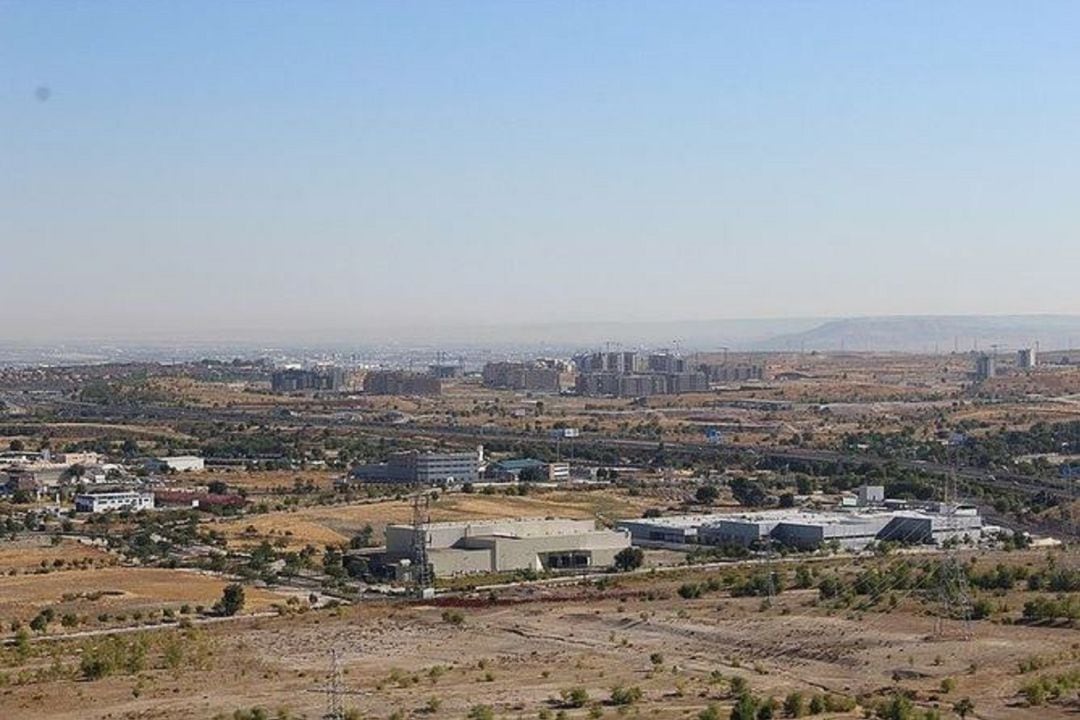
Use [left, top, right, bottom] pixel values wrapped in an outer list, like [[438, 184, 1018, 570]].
[[619, 504, 982, 552], [383, 517, 631, 576]]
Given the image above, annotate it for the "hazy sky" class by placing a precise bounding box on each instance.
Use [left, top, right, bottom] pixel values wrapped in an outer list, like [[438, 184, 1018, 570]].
[[2, 1, 1079, 342]]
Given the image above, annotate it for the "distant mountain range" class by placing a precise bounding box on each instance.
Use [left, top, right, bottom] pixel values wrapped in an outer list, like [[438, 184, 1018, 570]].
[[756, 315, 1080, 353], [4, 314, 1080, 364]]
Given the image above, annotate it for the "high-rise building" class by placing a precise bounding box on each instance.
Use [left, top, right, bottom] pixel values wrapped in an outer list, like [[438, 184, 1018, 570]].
[[1017, 348, 1037, 370], [271, 367, 346, 392], [974, 354, 996, 381], [363, 371, 442, 396], [481, 362, 561, 393]]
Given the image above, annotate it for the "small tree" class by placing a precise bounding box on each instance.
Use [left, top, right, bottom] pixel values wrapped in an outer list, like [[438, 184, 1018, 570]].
[[610, 686, 643, 706], [783, 691, 804, 718], [467, 705, 494, 720], [953, 698, 974, 719], [561, 687, 589, 708], [614, 547, 644, 572], [730, 693, 758, 720], [218, 583, 245, 616], [696, 485, 720, 505]]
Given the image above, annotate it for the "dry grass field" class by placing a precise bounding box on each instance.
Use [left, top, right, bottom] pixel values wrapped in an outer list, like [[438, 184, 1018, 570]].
[[0, 566, 291, 626], [0, 537, 114, 574], [218, 489, 654, 550], [2, 551, 1077, 720]]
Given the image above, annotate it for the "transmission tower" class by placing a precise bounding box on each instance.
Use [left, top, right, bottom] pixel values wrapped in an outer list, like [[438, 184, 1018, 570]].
[[935, 471, 973, 639], [411, 492, 434, 598], [309, 648, 365, 720], [764, 538, 777, 609]]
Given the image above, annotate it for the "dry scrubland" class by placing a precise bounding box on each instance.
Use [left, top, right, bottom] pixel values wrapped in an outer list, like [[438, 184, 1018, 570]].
[[2, 551, 1078, 720], [219, 489, 654, 550], [0, 566, 290, 627]]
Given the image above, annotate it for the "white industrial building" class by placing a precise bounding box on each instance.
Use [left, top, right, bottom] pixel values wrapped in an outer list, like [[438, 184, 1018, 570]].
[[383, 517, 631, 576], [145, 456, 205, 473], [619, 502, 982, 553], [616, 513, 738, 545], [74, 490, 155, 513]]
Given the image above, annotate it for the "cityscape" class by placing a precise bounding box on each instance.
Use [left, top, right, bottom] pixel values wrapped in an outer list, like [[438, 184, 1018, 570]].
[[3, 2, 1080, 720]]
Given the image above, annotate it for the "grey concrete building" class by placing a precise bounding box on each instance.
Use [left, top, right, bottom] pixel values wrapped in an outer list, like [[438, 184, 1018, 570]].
[[271, 367, 346, 392], [384, 517, 631, 576], [621, 504, 983, 552], [482, 362, 561, 393], [363, 370, 442, 396], [351, 447, 482, 485], [974, 354, 996, 381]]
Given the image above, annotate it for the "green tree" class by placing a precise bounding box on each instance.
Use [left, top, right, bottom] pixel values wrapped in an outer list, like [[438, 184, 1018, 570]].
[[953, 698, 974, 719], [730, 693, 758, 720], [467, 705, 495, 720], [696, 485, 720, 504], [561, 687, 589, 708], [783, 692, 804, 718], [218, 583, 245, 616], [613, 547, 644, 572]]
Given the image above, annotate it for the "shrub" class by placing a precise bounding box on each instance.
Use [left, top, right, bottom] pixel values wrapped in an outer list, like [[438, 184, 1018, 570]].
[[677, 583, 702, 600], [467, 705, 495, 720], [783, 691, 804, 717], [613, 547, 644, 572], [218, 584, 245, 616], [561, 686, 589, 708], [609, 686, 642, 706], [698, 704, 722, 720]]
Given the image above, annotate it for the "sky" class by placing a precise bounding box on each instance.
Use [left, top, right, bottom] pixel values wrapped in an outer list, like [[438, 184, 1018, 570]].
[[2, 1, 1079, 342]]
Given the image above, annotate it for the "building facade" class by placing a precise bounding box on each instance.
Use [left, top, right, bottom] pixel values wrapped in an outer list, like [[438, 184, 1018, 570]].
[[363, 371, 442, 396], [75, 491, 155, 513], [271, 367, 346, 392], [481, 362, 561, 393], [383, 517, 631, 576], [351, 447, 482, 485]]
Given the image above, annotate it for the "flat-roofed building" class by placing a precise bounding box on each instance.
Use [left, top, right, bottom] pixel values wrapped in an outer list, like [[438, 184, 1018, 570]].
[[145, 455, 205, 473], [75, 490, 154, 513], [482, 362, 561, 393], [271, 367, 346, 392], [351, 447, 482, 485], [384, 517, 631, 576], [363, 371, 442, 396], [621, 505, 984, 552]]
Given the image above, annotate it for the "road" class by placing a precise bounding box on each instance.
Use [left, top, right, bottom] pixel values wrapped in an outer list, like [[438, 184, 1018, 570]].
[[28, 395, 1078, 502]]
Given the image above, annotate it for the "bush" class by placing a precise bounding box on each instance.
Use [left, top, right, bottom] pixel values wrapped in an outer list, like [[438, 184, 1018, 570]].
[[218, 583, 245, 616], [561, 686, 589, 708], [441, 609, 465, 625], [730, 693, 758, 720], [677, 583, 703, 599], [696, 485, 720, 504], [467, 705, 495, 720], [698, 704, 722, 720], [783, 691, 804, 717], [609, 686, 642, 706], [613, 547, 644, 572]]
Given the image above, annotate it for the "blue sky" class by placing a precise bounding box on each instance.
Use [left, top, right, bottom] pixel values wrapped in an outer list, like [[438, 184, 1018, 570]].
[[2, 1, 1079, 341]]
